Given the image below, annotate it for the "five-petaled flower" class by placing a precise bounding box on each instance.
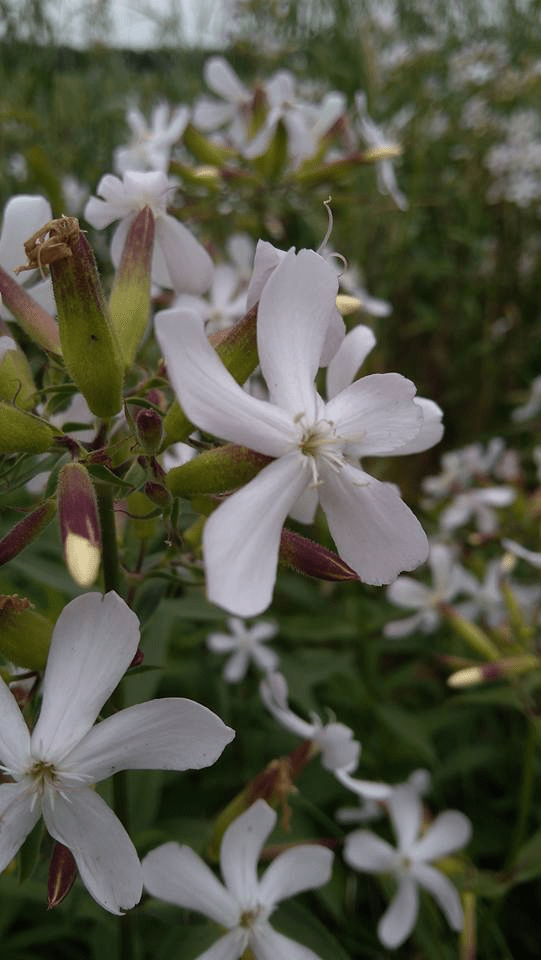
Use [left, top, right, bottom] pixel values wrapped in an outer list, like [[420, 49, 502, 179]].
[[143, 798, 333, 960], [0, 592, 234, 914]]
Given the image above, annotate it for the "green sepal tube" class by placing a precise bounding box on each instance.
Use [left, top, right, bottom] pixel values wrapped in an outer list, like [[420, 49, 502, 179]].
[[109, 205, 154, 369], [50, 222, 124, 418], [0, 595, 52, 671], [0, 264, 62, 354], [0, 499, 56, 565], [166, 443, 272, 497], [181, 123, 236, 165], [0, 402, 57, 453], [162, 303, 258, 445], [0, 337, 36, 408]]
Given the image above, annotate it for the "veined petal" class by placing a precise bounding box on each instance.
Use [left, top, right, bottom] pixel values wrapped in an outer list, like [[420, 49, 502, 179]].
[[63, 698, 234, 782], [143, 842, 239, 926], [389, 785, 423, 855], [410, 863, 464, 930], [156, 308, 293, 457], [378, 875, 419, 948], [31, 593, 140, 761], [258, 844, 333, 909], [0, 677, 31, 772], [0, 195, 53, 273], [155, 215, 213, 294], [392, 398, 444, 455], [326, 325, 376, 398], [257, 249, 338, 421], [326, 373, 421, 456], [204, 454, 310, 616], [343, 830, 396, 873], [318, 464, 428, 586], [0, 782, 40, 872], [42, 786, 142, 914], [220, 800, 276, 907], [411, 810, 472, 862], [289, 485, 319, 524], [250, 922, 324, 960]]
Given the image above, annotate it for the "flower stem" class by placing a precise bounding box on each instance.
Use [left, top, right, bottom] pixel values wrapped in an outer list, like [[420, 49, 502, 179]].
[[96, 482, 121, 595], [506, 718, 536, 867]]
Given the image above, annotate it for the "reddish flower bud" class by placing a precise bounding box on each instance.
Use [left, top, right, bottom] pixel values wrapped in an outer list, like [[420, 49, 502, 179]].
[[0, 500, 55, 566], [135, 407, 163, 455], [143, 480, 171, 510], [57, 462, 101, 587], [279, 528, 359, 582], [0, 264, 61, 354], [48, 843, 78, 909]]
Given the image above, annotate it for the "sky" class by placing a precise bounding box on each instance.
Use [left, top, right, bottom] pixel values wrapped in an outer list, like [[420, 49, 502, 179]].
[[5, 0, 229, 48]]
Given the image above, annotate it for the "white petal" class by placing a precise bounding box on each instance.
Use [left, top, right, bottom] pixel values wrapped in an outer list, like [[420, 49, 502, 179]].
[[393, 398, 444, 455], [389, 785, 422, 854], [156, 308, 293, 457], [63, 698, 234, 782], [250, 645, 279, 673], [378, 875, 419, 948], [386, 576, 432, 610], [250, 921, 323, 960], [193, 98, 236, 131], [343, 830, 396, 873], [335, 768, 391, 800], [249, 621, 278, 643], [326, 326, 376, 398], [318, 464, 429, 586], [246, 240, 286, 310], [0, 195, 53, 273], [208, 633, 239, 652], [0, 782, 40, 872], [411, 863, 464, 930], [155, 215, 213, 294], [383, 612, 426, 638], [192, 930, 246, 960], [411, 811, 472, 862], [204, 454, 310, 616], [317, 723, 360, 772], [205, 57, 250, 104], [31, 593, 140, 761], [258, 844, 333, 909], [289, 486, 319, 524], [220, 800, 276, 906], [42, 786, 142, 914], [259, 675, 316, 740], [143, 842, 239, 926], [257, 249, 338, 420], [224, 651, 249, 683], [326, 374, 421, 456], [0, 677, 31, 772]]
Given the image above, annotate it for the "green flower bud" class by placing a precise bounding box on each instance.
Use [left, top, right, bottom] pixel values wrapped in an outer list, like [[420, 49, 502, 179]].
[[0, 595, 52, 671], [109, 206, 154, 369], [181, 123, 235, 165], [166, 443, 271, 497], [0, 402, 57, 453], [0, 336, 36, 408], [57, 462, 101, 588], [0, 264, 61, 354], [135, 407, 163, 455]]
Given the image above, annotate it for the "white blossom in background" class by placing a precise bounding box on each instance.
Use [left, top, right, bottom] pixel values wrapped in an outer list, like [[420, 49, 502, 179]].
[[336, 768, 431, 826], [208, 617, 279, 683], [260, 671, 361, 773], [458, 557, 541, 628], [156, 248, 430, 615], [0, 592, 234, 914], [486, 109, 541, 208], [84, 171, 213, 294], [355, 92, 409, 210], [172, 263, 247, 333], [502, 539, 541, 569], [384, 543, 477, 637], [113, 103, 189, 174], [193, 56, 253, 148], [440, 486, 515, 535], [337, 263, 392, 318], [61, 175, 90, 216], [0, 195, 56, 319], [511, 375, 541, 422], [423, 438, 510, 502], [143, 799, 333, 960], [344, 784, 472, 949], [25, 393, 96, 495]]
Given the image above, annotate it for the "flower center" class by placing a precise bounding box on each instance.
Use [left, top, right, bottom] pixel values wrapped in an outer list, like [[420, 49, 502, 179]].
[[239, 904, 264, 928], [295, 416, 346, 486]]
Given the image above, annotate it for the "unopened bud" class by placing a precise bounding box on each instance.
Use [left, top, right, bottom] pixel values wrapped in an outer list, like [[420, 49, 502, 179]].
[[135, 407, 163, 455], [280, 528, 359, 582], [166, 443, 271, 497], [48, 843, 77, 909], [0, 402, 57, 453], [0, 500, 55, 565], [0, 595, 52, 670], [109, 205, 154, 368], [182, 122, 234, 165], [440, 603, 501, 660], [57, 463, 101, 587], [362, 143, 402, 162], [0, 264, 61, 354], [448, 654, 540, 688], [0, 336, 36, 407], [143, 480, 171, 510], [336, 294, 362, 316]]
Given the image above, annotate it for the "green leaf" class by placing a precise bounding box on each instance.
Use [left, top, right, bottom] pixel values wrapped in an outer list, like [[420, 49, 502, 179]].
[[274, 899, 352, 960]]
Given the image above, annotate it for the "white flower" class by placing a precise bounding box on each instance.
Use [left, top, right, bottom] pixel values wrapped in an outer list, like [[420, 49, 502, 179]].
[[440, 486, 515, 534], [459, 557, 541, 628], [384, 543, 477, 637], [260, 672, 361, 773], [344, 785, 471, 949], [113, 102, 189, 174], [156, 248, 429, 615], [336, 768, 430, 826], [173, 263, 247, 333], [0, 592, 234, 914], [502, 538, 541, 569], [511, 375, 541, 422], [143, 799, 333, 960], [208, 617, 279, 682], [355, 92, 409, 211], [192, 57, 253, 148], [0, 195, 56, 320], [84, 171, 213, 294]]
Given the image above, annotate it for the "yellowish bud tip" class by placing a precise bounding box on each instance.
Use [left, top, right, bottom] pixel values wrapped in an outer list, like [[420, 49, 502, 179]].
[[65, 532, 100, 587], [363, 144, 403, 161], [448, 666, 484, 688], [501, 552, 516, 574], [336, 294, 362, 316], [192, 165, 221, 182]]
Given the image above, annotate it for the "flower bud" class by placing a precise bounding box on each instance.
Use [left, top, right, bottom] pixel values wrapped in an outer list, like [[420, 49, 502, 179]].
[[109, 205, 154, 369], [336, 294, 362, 317], [280, 528, 359, 582], [57, 462, 101, 587], [181, 122, 235, 165], [48, 219, 124, 418], [166, 443, 271, 497], [48, 843, 77, 909], [0, 402, 57, 453], [448, 654, 540, 688], [143, 480, 171, 510], [440, 603, 501, 660], [0, 499, 55, 565], [0, 595, 52, 670], [0, 336, 36, 407], [135, 407, 163, 455], [0, 264, 61, 354]]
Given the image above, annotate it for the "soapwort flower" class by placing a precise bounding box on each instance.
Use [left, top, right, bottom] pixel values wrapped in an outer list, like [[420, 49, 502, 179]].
[[143, 799, 333, 960], [208, 617, 279, 682], [0, 592, 234, 914], [156, 248, 429, 615], [113, 102, 189, 174]]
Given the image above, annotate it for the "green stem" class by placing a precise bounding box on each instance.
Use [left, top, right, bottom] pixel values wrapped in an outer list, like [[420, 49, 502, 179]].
[[96, 482, 121, 595], [506, 719, 536, 867]]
